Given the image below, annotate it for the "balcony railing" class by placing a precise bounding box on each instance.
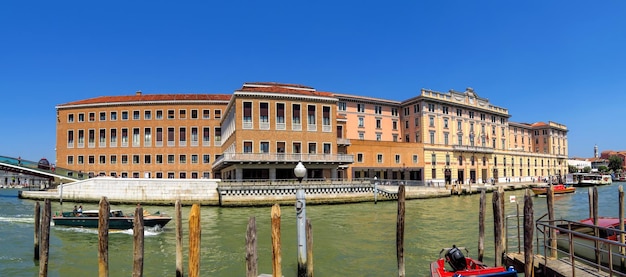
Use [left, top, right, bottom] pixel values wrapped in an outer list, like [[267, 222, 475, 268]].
[[337, 138, 351, 145], [452, 145, 494, 153], [214, 153, 354, 166]]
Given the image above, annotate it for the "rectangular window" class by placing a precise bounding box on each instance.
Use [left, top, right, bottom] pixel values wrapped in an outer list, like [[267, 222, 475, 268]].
[[68, 114, 75, 123], [133, 110, 140, 120], [395, 154, 401, 164], [78, 113, 85, 122], [156, 154, 163, 164], [179, 109, 186, 119], [215, 127, 221, 144], [67, 156, 74, 165], [144, 155, 151, 164], [323, 143, 331, 154], [179, 127, 186, 145], [276, 103, 285, 124], [191, 127, 198, 146], [99, 129, 106, 146], [323, 106, 331, 126], [167, 110, 174, 119], [377, 154, 383, 163], [357, 153, 363, 163], [121, 111, 128, 120], [179, 154, 186, 164], [110, 129, 117, 146], [77, 155, 84, 164], [99, 112, 106, 121], [167, 127, 175, 146], [67, 130, 74, 147], [89, 112, 95, 122], [260, 102, 269, 123], [308, 105, 316, 125], [292, 104, 301, 124], [202, 109, 210, 119], [191, 154, 198, 164], [156, 110, 163, 119], [293, 142, 301, 153], [110, 155, 117, 164], [156, 128, 163, 146], [243, 102, 253, 126], [133, 155, 140, 164], [132, 128, 140, 147], [144, 110, 151, 120], [167, 155, 174, 164], [202, 127, 210, 146], [244, 141, 253, 153], [88, 129, 95, 147], [122, 155, 128, 164], [214, 109, 221, 119], [338, 102, 346, 111], [203, 154, 210, 163], [191, 109, 198, 119], [260, 141, 269, 153], [144, 127, 151, 146], [110, 112, 117, 121], [308, 142, 316, 154], [357, 104, 365, 113]]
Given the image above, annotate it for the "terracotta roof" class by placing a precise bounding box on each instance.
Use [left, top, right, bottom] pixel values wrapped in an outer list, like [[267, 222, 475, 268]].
[[58, 93, 232, 107], [238, 83, 334, 98], [531, 122, 548, 127]]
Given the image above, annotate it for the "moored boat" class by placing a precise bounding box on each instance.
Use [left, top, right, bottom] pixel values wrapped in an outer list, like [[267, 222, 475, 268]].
[[430, 245, 517, 277], [52, 209, 172, 229], [566, 173, 613, 187], [555, 217, 626, 271], [531, 184, 576, 196]]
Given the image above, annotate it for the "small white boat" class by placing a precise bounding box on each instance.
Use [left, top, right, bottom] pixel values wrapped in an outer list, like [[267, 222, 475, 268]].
[[566, 173, 612, 187]]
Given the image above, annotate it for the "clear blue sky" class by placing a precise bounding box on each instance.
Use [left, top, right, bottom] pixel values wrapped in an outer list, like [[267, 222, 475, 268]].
[[1, 1, 625, 164]]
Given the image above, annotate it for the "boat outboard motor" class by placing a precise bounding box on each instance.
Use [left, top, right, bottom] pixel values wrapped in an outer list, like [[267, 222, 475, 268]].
[[445, 245, 467, 271]]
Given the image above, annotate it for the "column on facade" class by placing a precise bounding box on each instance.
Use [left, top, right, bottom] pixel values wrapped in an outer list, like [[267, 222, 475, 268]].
[[236, 167, 243, 181], [269, 168, 276, 181], [331, 168, 338, 180]]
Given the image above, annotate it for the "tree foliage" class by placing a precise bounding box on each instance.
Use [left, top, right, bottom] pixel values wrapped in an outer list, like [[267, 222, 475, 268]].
[[582, 166, 592, 173], [598, 165, 609, 173], [568, 165, 578, 173], [608, 155, 623, 173]]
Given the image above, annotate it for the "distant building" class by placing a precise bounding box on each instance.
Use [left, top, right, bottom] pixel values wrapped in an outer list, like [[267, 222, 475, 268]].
[[55, 83, 568, 183]]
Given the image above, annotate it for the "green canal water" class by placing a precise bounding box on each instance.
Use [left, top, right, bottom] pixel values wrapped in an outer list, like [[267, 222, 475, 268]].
[[0, 184, 623, 276]]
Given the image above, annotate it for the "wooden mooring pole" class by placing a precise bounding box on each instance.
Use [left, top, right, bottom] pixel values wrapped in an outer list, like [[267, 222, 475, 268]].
[[34, 201, 40, 260], [523, 189, 534, 277], [246, 216, 257, 277], [492, 187, 504, 267], [547, 184, 556, 258], [478, 189, 485, 262], [175, 200, 184, 277], [98, 197, 110, 277], [38, 199, 51, 277], [397, 185, 405, 277], [188, 204, 201, 277], [619, 185, 625, 271], [591, 187, 600, 268], [271, 204, 282, 277], [132, 206, 144, 277]]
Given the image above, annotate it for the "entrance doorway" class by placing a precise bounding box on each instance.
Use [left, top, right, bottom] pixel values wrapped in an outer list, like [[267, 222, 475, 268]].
[[457, 170, 464, 184], [470, 170, 476, 184], [444, 169, 452, 185]]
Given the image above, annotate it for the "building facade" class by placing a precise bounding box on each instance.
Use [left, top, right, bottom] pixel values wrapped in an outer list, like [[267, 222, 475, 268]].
[[55, 83, 568, 183]]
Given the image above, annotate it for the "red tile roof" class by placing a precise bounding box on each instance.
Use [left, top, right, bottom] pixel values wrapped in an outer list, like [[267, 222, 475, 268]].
[[58, 93, 232, 107], [238, 82, 334, 98]]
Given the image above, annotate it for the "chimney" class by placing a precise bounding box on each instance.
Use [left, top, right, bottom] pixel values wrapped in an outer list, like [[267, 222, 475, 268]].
[[136, 90, 142, 96]]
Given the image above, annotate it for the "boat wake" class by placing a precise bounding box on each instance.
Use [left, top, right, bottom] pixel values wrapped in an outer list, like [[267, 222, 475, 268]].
[[0, 216, 34, 224], [54, 225, 166, 236]]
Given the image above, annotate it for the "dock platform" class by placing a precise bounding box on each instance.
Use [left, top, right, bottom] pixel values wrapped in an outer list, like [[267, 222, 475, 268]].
[[506, 252, 612, 277]]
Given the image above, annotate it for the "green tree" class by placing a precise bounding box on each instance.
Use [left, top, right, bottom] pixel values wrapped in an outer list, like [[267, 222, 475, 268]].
[[583, 166, 592, 173], [568, 165, 578, 173], [598, 165, 609, 173], [608, 155, 623, 173]]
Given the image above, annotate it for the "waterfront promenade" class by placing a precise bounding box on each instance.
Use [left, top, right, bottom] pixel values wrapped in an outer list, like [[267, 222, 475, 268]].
[[18, 177, 541, 206]]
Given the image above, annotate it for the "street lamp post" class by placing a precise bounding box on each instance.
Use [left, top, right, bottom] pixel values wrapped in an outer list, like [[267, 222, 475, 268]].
[[294, 161, 307, 277]]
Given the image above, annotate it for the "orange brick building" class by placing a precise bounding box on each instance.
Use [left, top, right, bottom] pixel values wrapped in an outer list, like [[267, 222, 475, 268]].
[[56, 82, 568, 183]]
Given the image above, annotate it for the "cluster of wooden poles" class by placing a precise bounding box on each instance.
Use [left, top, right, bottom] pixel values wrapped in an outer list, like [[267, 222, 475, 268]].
[[33, 197, 197, 277], [35, 185, 607, 277]]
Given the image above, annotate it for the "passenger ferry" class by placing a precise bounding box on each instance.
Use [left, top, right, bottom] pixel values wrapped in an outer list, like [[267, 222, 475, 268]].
[[565, 173, 612, 187]]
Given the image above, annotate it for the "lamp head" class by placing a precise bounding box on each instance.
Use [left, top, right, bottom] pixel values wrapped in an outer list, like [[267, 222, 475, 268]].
[[294, 161, 306, 179]]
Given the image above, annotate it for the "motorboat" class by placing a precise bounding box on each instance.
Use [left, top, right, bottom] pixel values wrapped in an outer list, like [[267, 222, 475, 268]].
[[52, 209, 172, 229], [531, 184, 575, 196], [565, 173, 612, 187], [430, 245, 517, 277], [556, 217, 626, 271]]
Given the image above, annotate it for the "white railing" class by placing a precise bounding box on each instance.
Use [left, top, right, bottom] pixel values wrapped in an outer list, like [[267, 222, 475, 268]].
[[214, 153, 354, 165], [292, 123, 302, 131], [322, 125, 331, 132], [260, 122, 270, 130], [276, 122, 286, 130], [243, 121, 253, 129], [307, 124, 317, 131]]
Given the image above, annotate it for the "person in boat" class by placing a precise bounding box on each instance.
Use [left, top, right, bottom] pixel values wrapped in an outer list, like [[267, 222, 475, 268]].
[[72, 205, 78, 216], [77, 205, 83, 214]]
